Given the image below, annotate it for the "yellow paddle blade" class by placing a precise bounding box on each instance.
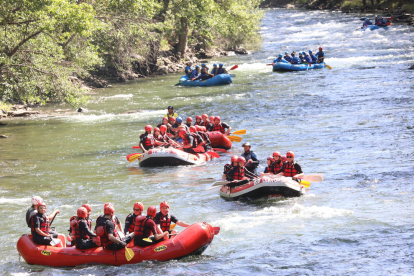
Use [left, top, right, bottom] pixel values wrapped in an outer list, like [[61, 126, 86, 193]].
[[300, 180, 311, 188], [143, 238, 152, 243], [125, 247, 134, 261], [128, 153, 142, 163], [227, 135, 242, 142], [232, 129, 246, 135], [326, 64, 332, 69], [170, 223, 176, 230]]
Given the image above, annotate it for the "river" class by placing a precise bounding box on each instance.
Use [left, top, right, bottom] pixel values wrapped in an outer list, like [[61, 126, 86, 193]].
[[1, 8, 414, 275]]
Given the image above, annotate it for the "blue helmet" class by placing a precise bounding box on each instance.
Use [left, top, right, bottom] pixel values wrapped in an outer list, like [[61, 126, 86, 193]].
[[309, 50, 313, 54], [278, 54, 283, 57], [195, 65, 200, 68], [219, 63, 223, 66], [213, 63, 217, 66], [302, 51, 306, 55], [176, 117, 182, 123], [285, 51, 288, 54], [365, 18, 369, 21], [201, 63, 206, 67]]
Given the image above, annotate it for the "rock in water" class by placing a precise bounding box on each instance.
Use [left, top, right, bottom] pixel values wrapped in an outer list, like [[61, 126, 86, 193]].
[[0, 135, 8, 138], [409, 64, 414, 70]]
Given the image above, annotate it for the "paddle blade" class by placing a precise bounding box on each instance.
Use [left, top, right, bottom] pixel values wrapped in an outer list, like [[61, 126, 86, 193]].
[[207, 151, 220, 159], [297, 174, 324, 182], [132, 146, 141, 149], [266, 64, 274, 66], [125, 247, 134, 261], [199, 178, 218, 184], [300, 180, 311, 188], [212, 181, 229, 187], [230, 65, 238, 70], [213, 148, 227, 153], [170, 224, 176, 230], [213, 227, 220, 235], [126, 153, 142, 162], [326, 64, 332, 69], [231, 129, 246, 135], [227, 135, 242, 142]]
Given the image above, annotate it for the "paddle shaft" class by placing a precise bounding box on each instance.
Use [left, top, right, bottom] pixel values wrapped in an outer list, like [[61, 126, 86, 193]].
[[50, 212, 58, 226]]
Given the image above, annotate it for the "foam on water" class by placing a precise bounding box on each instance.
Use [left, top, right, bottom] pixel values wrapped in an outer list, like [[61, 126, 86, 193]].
[[0, 197, 31, 205]]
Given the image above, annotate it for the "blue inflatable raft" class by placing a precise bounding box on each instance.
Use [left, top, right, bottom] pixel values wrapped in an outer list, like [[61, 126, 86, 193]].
[[363, 25, 389, 31], [273, 62, 326, 72], [179, 74, 232, 86]]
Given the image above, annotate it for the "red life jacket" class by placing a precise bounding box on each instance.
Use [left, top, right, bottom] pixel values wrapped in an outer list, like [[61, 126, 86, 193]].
[[201, 121, 210, 127], [39, 215, 50, 233], [182, 133, 197, 147], [271, 160, 283, 173], [223, 163, 232, 174], [126, 213, 136, 234], [134, 215, 152, 238], [95, 219, 118, 247], [140, 133, 155, 150], [154, 134, 164, 142], [232, 166, 245, 180], [70, 218, 90, 240], [159, 214, 171, 232], [283, 162, 298, 177], [211, 123, 225, 133]]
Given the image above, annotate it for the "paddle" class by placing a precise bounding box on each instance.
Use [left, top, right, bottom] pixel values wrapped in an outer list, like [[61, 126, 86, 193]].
[[199, 177, 218, 184], [231, 129, 246, 135], [300, 180, 311, 188], [132, 146, 141, 149], [213, 227, 220, 235], [126, 153, 142, 162], [50, 212, 58, 226], [297, 174, 324, 182], [230, 65, 238, 70], [207, 151, 220, 159], [170, 224, 176, 230], [125, 247, 134, 261], [212, 180, 230, 187], [213, 148, 227, 153], [326, 64, 332, 70], [266, 63, 274, 66], [227, 135, 242, 142]]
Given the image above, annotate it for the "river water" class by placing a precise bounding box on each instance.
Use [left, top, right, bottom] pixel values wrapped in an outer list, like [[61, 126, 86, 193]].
[[1, 8, 414, 275]]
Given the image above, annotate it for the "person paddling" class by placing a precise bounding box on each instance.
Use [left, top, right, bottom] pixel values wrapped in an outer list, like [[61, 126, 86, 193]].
[[241, 142, 259, 174], [134, 206, 168, 247], [316, 47, 325, 64], [201, 114, 211, 129], [284, 51, 292, 63], [211, 63, 218, 76], [178, 129, 204, 154], [194, 63, 213, 81], [303, 52, 312, 64], [95, 204, 134, 251], [197, 126, 212, 151], [124, 202, 144, 235], [210, 116, 231, 135], [154, 201, 190, 239], [271, 151, 284, 173], [186, 117, 193, 127], [309, 50, 317, 64], [194, 115, 202, 126], [222, 155, 239, 179], [263, 156, 274, 173], [291, 52, 300, 64], [274, 54, 288, 63], [185, 61, 194, 77], [26, 196, 43, 228], [139, 125, 164, 153], [71, 207, 98, 249], [362, 18, 373, 28], [96, 203, 123, 234], [276, 151, 304, 181], [31, 203, 60, 245], [217, 63, 228, 74], [190, 65, 201, 79]]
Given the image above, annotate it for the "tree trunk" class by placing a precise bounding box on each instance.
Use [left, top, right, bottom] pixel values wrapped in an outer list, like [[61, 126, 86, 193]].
[[370, 0, 374, 5], [362, 0, 366, 6], [176, 17, 188, 58]]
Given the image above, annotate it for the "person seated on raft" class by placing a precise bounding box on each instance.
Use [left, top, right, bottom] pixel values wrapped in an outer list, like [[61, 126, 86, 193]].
[[190, 65, 201, 79], [169, 117, 188, 142], [186, 117, 193, 127], [217, 63, 228, 75], [201, 114, 210, 129], [298, 53, 306, 64], [263, 156, 274, 173], [31, 202, 60, 245], [95, 204, 134, 251], [283, 51, 292, 63], [159, 125, 179, 147], [124, 202, 144, 235], [194, 115, 202, 126], [189, 126, 206, 150], [271, 151, 284, 173], [68, 204, 93, 246], [315, 47, 325, 64], [274, 54, 288, 63], [290, 52, 300, 64], [196, 125, 212, 151], [71, 207, 98, 249], [153, 127, 165, 144], [275, 151, 304, 182], [363, 18, 373, 28], [154, 201, 190, 239], [166, 106, 178, 119], [225, 157, 256, 187], [96, 203, 124, 234], [210, 63, 219, 75], [241, 142, 259, 174], [157, 116, 169, 130], [185, 61, 194, 77], [222, 155, 239, 179], [139, 125, 164, 153], [134, 206, 168, 247], [303, 52, 313, 64], [378, 17, 388, 27], [26, 196, 44, 229], [193, 63, 213, 81], [178, 129, 205, 154], [210, 116, 231, 135], [309, 50, 318, 64]]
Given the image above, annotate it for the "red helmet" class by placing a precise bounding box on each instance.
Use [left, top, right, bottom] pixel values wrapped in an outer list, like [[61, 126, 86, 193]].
[[195, 125, 202, 131], [160, 201, 169, 209], [145, 125, 152, 132], [214, 116, 221, 123], [134, 202, 144, 211], [179, 129, 187, 138], [147, 206, 157, 217], [286, 151, 295, 158], [186, 117, 193, 122], [281, 155, 287, 162], [273, 151, 281, 157], [189, 126, 197, 133], [31, 196, 43, 206], [77, 207, 88, 218], [162, 117, 168, 121], [202, 114, 208, 119], [153, 127, 160, 134], [104, 204, 115, 215], [196, 115, 202, 120], [201, 126, 207, 132], [319, 47, 323, 50], [209, 116, 214, 122], [159, 125, 167, 133], [231, 155, 238, 162], [37, 202, 46, 211], [238, 156, 246, 163], [169, 117, 176, 122], [267, 156, 274, 161], [104, 202, 113, 208], [82, 204, 92, 212]]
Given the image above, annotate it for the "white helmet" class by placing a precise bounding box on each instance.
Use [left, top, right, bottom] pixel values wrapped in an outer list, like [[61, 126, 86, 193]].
[[31, 196, 43, 206]]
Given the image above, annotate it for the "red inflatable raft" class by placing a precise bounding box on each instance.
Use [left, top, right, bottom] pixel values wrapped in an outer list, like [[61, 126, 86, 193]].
[[17, 222, 219, 267], [208, 131, 232, 150], [137, 147, 218, 167]]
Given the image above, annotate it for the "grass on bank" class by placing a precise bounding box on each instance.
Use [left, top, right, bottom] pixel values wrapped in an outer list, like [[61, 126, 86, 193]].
[[0, 101, 12, 113]]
